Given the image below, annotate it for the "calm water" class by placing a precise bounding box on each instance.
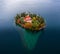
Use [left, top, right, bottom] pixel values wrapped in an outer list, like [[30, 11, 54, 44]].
[[0, 0, 60, 54]]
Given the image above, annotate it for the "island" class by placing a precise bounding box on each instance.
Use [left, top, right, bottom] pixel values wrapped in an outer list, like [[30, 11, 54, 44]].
[[15, 12, 46, 50], [15, 12, 45, 31]]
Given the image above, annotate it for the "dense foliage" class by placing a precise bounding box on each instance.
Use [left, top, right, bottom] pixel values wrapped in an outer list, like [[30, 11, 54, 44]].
[[15, 12, 45, 31]]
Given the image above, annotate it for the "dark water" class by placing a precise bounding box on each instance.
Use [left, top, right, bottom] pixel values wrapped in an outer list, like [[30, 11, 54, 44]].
[[0, 0, 60, 54]]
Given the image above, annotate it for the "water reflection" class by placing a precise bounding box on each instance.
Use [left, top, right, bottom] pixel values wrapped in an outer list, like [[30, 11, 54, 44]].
[[16, 26, 44, 50]]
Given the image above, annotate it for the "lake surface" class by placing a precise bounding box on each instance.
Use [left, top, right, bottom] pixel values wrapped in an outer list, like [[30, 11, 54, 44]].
[[0, 0, 60, 54]]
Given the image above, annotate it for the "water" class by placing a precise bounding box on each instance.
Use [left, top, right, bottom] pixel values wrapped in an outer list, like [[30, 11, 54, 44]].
[[0, 0, 60, 54]]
